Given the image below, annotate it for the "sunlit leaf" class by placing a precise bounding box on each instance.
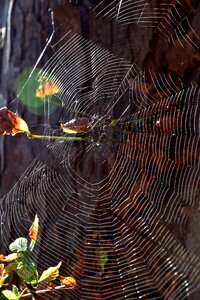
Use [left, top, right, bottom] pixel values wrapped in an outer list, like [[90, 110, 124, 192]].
[[29, 215, 39, 243], [59, 276, 77, 288], [60, 117, 91, 134], [1, 290, 19, 300], [38, 261, 62, 283], [36, 77, 60, 98], [9, 238, 28, 253], [0, 107, 30, 136], [0, 253, 19, 263], [15, 257, 38, 285]]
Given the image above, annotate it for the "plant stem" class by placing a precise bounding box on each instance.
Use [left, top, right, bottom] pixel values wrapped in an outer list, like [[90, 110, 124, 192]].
[[27, 133, 88, 141]]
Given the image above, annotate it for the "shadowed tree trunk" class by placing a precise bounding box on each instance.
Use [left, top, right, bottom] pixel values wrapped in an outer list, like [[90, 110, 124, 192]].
[[0, 1, 200, 299]]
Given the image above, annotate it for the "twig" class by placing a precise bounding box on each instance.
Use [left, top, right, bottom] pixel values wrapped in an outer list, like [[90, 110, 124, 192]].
[[21, 286, 72, 299]]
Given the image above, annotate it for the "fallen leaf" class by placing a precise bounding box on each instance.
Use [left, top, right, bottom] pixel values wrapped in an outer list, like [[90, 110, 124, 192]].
[[61, 117, 91, 134], [0, 107, 30, 136], [59, 276, 77, 288], [29, 215, 39, 242], [36, 77, 60, 98]]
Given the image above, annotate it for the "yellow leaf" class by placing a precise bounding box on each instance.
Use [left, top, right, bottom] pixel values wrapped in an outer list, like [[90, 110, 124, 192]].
[[0, 107, 30, 136], [38, 261, 62, 283], [59, 276, 77, 288], [29, 215, 39, 242]]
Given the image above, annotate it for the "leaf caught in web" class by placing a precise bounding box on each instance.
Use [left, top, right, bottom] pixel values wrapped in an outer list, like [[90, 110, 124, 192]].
[[96, 249, 108, 272], [36, 77, 60, 98], [38, 261, 62, 283], [29, 215, 39, 243], [60, 117, 91, 134], [0, 107, 30, 136]]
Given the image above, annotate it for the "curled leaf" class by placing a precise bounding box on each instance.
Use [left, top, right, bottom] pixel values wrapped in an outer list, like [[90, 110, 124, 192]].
[[29, 215, 39, 242], [0, 107, 30, 136], [60, 117, 91, 134], [36, 77, 60, 98], [38, 261, 62, 283], [59, 276, 77, 288], [0, 253, 19, 262]]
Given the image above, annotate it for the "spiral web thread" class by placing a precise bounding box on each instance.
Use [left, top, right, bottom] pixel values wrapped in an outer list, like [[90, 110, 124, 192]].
[[0, 0, 200, 299]]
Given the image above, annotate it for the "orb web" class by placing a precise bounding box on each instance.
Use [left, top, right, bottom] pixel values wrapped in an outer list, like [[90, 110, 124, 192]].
[[0, 1, 200, 299]]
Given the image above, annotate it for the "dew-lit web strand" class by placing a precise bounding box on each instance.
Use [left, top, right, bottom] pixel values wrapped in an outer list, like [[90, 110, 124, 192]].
[[108, 78, 199, 226], [38, 33, 124, 121], [38, 31, 141, 132], [95, 0, 175, 27], [94, 0, 200, 50]]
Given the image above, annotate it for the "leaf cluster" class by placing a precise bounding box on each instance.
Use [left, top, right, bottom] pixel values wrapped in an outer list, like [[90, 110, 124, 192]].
[[0, 215, 76, 300]]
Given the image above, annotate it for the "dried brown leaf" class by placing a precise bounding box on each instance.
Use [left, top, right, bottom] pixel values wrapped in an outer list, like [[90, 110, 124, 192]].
[[0, 107, 29, 136]]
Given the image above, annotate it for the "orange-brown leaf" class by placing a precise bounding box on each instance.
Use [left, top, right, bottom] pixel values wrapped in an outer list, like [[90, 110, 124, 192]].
[[36, 78, 60, 98], [0, 264, 9, 287], [29, 215, 39, 242], [59, 276, 77, 288], [0, 107, 29, 136], [61, 117, 91, 134], [0, 253, 19, 262]]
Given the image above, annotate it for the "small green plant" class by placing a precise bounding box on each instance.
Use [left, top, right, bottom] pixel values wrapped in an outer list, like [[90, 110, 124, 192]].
[[0, 215, 76, 300]]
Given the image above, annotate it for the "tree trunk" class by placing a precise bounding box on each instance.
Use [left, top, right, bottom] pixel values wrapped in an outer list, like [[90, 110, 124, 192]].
[[0, 1, 200, 299]]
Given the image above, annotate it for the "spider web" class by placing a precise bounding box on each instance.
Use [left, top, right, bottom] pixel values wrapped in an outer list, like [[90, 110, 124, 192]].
[[0, 0, 200, 299]]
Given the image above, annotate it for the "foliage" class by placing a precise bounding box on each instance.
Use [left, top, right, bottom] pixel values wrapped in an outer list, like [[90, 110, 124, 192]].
[[0, 215, 76, 299]]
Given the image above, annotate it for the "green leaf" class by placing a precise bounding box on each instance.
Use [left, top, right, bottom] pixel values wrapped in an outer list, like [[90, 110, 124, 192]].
[[12, 286, 19, 298], [1, 290, 19, 300], [97, 250, 108, 272], [38, 261, 62, 283], [15, 257, 38, 285], [9, 238, 28, 253]]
